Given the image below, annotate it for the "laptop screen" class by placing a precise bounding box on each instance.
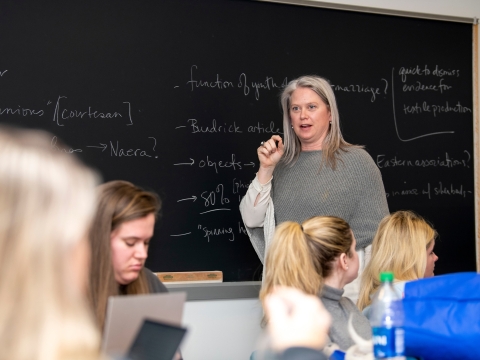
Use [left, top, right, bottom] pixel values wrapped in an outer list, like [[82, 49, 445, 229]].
[[127, 319, 187, 360]]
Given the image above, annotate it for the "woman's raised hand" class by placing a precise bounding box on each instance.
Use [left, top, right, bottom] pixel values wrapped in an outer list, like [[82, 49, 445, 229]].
[[257, 135, 284, 184]]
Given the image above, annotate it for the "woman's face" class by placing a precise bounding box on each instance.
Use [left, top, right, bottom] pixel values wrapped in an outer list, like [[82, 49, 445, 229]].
[[424, 240, 438, 278], [110, 213, 155, 285], [345, 232, 360, 284], [289, 87, 331, 151]]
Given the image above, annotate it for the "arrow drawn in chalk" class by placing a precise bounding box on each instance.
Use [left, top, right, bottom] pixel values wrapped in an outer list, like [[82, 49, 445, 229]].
[[86, 143, 108, 152]]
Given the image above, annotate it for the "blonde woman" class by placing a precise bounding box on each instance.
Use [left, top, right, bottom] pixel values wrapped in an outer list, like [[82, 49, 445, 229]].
[[357, 211, 438, 317], [240, 75, 388, 300], [259, 216, 371, 351], [0, 127, 101, 360]]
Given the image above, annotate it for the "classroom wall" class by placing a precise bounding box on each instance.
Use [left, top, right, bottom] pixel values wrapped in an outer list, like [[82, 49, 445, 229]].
[[179, 2, 480, 360]]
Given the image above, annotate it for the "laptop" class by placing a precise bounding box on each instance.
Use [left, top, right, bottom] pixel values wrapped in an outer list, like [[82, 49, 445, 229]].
[[127, 319, 188, 360], [102, 292, 187, 357]]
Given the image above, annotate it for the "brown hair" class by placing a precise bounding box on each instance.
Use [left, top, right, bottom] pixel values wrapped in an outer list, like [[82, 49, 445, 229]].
[[259, 216, 353, 322], [88, 180, 161, 329]]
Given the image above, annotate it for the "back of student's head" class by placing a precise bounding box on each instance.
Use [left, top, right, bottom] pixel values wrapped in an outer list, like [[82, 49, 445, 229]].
[[89, 180, 161, 329], [357, 210, 437, 310], [260, 216, 353, 310], [0, 127, 100, 360]]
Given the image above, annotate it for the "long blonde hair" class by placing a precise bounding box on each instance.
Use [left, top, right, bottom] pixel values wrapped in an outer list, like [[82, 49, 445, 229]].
[[280, 75, 359, 170], [88, 180, 161, 330], [260, 216, 354, 319], [357, 211, 437, 310], [0, 127, 101, 360]]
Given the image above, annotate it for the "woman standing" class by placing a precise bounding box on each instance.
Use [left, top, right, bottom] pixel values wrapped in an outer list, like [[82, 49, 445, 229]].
[[240, 75, 388, 299], [88, 180, 167, 330]]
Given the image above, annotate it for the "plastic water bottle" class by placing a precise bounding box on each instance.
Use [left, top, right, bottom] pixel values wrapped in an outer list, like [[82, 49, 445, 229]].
[[369, 272, 406, 360]]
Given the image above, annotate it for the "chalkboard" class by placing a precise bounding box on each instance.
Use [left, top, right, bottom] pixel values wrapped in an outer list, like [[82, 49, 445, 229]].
[[0, 0, 475, 281]]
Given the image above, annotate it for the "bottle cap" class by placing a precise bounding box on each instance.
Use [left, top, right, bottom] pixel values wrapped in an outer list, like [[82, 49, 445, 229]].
[[380, 271, 394, 282]]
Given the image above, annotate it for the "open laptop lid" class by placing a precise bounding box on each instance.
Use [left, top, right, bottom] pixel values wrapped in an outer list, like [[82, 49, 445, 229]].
[[127, 319, 187, 360], [102, 292, 187, 357]]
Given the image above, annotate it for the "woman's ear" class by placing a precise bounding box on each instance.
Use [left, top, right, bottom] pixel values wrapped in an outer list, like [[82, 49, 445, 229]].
[[339, 253, 349, 271]]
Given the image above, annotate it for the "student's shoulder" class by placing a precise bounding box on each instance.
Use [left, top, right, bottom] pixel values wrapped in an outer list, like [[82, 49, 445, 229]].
[[144, 267, 168, 293]]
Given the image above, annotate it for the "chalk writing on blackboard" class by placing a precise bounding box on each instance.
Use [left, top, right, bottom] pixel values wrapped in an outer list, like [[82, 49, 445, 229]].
[[178, 118, 282, 134], [173, 154, 253, 173], [402, 101, 471, 117], [51, 136, 82, 153], [186, 65, 288, 100], [198, 224, 234, 242], [330, 82, 384, 102], [0, 105, 44, 117], [391, 68, 455, 142], [50, 96, 134, 126], [376, 150, 471, 169], [399, 65, 460, 83]]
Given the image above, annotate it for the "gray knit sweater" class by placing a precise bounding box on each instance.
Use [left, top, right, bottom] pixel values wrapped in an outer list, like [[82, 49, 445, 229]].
[[320, 284, 372, 351], [240, 147, 388, 262], [272, 148, 388, 250]]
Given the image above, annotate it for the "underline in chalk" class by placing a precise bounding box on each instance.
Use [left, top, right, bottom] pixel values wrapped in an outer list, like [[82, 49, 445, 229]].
[[199, 208, 231, 214], [175, 126, 186, 129], [170, 232, 192, 237]]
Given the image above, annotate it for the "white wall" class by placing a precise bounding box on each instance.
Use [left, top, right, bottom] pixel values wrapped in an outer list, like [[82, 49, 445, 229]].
[[179, 2, 480, 360]]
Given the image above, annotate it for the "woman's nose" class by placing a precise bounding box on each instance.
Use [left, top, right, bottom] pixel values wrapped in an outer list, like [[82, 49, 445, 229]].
[[135, 243, 148, 259], [300, 107, 308, 119]]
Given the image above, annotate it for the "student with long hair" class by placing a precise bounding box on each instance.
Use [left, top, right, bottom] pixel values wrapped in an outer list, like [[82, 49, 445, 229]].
[[0, 127, 101, 360], [259, 216, 371, 351], [357, 210, 438, 315], [88, 180, 167, 330]]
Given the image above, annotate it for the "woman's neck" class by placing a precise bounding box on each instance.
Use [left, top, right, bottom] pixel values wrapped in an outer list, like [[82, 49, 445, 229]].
[[324, 272, 348, 290]]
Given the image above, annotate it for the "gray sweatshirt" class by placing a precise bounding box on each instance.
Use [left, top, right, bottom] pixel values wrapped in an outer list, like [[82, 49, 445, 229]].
[[319, 284, 372, 351]]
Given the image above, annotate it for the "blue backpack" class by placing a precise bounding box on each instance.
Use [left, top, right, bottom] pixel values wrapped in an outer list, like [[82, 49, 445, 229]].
[[403, 272, 480, 360]]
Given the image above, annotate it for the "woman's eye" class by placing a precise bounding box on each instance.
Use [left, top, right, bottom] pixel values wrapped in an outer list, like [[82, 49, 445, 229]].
[[291, 106, 299, 111], [309, 105, 316, 110], [124, 241, 135, 247]]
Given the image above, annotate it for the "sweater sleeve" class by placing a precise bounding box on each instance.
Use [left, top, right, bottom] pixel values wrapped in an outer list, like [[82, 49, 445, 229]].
[[240, 174, 273, 228], [349, 152, 389, 250]]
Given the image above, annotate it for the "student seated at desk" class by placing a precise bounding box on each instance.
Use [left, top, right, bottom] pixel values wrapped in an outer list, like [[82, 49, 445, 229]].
[[88, 180, 167, 330], [357, 210, 438, 318], [260, 216, 371, 351], [0, 127, 101, 360]]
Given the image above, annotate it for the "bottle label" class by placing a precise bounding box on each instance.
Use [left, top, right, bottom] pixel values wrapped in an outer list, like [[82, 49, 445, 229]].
[[372, 326, 405, 358]]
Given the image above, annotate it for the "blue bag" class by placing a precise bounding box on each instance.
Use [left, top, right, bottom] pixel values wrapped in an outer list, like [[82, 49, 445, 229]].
[[403, 272, 480, 360]]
